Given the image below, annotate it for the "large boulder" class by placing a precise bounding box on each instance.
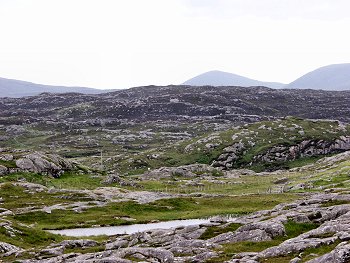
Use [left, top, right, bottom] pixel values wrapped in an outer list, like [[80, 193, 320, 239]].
[[15, 152, 76, 177]]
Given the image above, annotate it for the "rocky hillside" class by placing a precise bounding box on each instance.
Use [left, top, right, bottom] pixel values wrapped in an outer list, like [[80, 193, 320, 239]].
[[188, 118, 350, 171], [0, 86, 349, 123]]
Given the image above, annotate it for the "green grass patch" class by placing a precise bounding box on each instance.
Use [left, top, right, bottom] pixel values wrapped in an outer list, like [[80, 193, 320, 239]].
[[0, 159, 17, 168], [0, 183, 94, 211], [321, 199, 350, 207], [0, 171, 103, 190], [312, 173, 349, 188], [49, 171, 103, 189], [0, 222, 63, 249], [283, 220, 319, 238]]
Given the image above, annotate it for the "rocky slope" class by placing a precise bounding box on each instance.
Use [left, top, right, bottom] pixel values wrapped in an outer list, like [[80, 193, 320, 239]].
[[1, 86, 350, 123]]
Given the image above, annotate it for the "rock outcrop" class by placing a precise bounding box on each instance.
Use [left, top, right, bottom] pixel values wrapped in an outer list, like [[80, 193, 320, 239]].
[[213, 136, 350, 170], [0, 149, 78, 177], [254, 137, 350, 163]]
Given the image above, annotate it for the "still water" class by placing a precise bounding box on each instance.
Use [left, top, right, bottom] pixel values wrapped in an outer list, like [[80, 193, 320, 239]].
[[48, 218, 211, 237]]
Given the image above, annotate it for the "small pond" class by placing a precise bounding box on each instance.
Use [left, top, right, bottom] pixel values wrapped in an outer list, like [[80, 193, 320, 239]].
[[48, 218, 212, 237]]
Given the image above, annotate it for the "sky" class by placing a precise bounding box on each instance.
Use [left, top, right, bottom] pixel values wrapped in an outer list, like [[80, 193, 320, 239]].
[[1, 0, 350, 89]]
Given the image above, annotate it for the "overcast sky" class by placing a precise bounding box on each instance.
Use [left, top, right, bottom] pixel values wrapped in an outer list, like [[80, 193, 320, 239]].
[[1, 0, 350, 89]]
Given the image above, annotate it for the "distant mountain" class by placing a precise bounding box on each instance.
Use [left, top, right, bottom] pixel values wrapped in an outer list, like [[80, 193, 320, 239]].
[[287, 63, 350, 91], [182, 70, 285, 89], [0, 77, 114, 98]]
